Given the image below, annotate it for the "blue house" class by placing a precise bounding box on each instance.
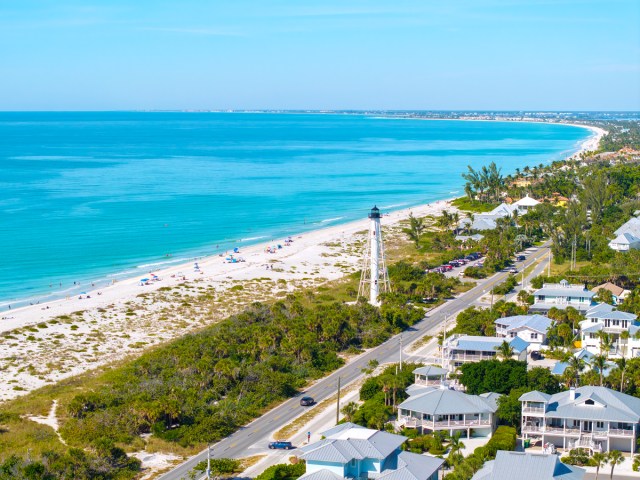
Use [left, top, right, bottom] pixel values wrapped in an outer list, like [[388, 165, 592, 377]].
[[297, 423, 443, 480]]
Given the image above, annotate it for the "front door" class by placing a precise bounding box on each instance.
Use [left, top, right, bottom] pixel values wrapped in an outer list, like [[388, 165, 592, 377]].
[[583, 421, 592, 432]]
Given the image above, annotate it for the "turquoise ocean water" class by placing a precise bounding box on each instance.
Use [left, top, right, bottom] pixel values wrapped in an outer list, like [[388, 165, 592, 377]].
[[0, 112, 589, 307]]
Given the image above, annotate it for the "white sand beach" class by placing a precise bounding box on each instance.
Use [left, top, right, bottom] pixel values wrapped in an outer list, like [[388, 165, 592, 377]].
[[0, 199, 455, 402], [569, 124, 607, 157]]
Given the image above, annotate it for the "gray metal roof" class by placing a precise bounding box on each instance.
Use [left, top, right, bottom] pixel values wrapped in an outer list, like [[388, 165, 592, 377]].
[[519, 391, 552, 403], [534, 287, 594, 298], [494, 314, 553, 334], [406, 384, 433, 397], [413, 365, 447, 377], [541, 386, 640, 422], [452, 335, 529, 354], [479, 392, 501, 411], [298, 470, 344, 480], [586, 302, 615, 316], [398, 386, 499, 415], [377, 451, 443, 480], [299, 425, 407, 462], [471, 451, 585, 480], [614, 217, 640, 237], [584, 302, 637, 321]]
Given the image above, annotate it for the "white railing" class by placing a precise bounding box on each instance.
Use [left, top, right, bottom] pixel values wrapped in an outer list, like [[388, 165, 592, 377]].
[[522, 407, 545, 414], [610, 428, 634, 436], [449, 354, 495, 362], [522, 425, 543, 433], [415, 378, 444, 386]]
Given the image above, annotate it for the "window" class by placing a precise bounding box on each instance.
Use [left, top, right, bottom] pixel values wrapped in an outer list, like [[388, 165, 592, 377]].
[[510, 332, 516, 338], [590, 333, 597, 339], [539, 295, 545, 301], [596, 421, 604, 429], [531, 333, 538, 340], [573, 420, 580, 427], [585, 399, 595, 405], [351, 459, 356, 467]]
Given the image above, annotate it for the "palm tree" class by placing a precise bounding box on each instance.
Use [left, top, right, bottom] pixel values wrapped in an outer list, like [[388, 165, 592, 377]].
[[592, 451, 606, 480], [607, 450, 624, 479], [465, 212, 475, 234], [592, 354, 608, 386], [403, 213, 425, 248], [615, 357, 628, 392], [341, 402, 358, 423], [449, 430, 466, 455], [598, 331, 614, 358], [568, 356, 586, 386], [495, 340, 514, 360], [620, 330, 630, 358]]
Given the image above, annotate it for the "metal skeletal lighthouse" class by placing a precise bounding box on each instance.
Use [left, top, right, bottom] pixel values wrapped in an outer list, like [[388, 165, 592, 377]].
[[358, 206, 391, 305]]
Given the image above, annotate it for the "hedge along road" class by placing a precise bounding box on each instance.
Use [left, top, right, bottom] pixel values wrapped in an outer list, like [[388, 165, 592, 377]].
[[160, 242, 551, 480]]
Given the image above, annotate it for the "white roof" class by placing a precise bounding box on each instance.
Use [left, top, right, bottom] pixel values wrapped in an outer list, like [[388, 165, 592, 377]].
[[514, 195, 540, 207]]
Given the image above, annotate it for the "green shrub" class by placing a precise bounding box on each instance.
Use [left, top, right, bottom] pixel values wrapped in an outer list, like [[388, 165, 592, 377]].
[[255, 463, 306, 480]]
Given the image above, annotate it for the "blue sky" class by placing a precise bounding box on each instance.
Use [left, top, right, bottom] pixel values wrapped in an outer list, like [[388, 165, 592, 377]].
[[1, 0, 639, 111]]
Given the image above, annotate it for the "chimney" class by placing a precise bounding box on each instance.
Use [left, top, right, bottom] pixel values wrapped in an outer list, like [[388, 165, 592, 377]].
[[569, 387, 576, 401]]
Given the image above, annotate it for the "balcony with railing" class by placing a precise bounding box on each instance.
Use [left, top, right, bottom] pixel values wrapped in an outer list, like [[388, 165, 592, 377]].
[[398, 415, 491, 429], [415, 378, 444, 386], [522, 406, 545, 415], [610, 428, 634, 437], [448, 353, 496, 362]]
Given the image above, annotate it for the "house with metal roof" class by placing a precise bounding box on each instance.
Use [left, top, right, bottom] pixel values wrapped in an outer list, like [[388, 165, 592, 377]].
[[609, 217, 640, 251], [520, 386, 640, 453], [297, 423, 443, 480], [397, 384, 500, 438], [530, 280, 595, 313], [513, 194, 540, 213], [471, 451, 585, 480], [579, 303, 640, 358], [442, 334, 529, 371], [494, 314, 553, 348]]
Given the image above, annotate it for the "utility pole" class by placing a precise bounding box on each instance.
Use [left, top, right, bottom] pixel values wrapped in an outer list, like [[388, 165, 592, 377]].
[[206, 444, 212, 480], [336, 377, 341, 425], [399, 335, 403, 371], [548, 250, 552, 277]]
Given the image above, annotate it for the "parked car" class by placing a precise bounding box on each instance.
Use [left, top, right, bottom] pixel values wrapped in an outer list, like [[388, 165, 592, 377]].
[[508, 267, 518, 274], [531, 351, 544, 361], [269, 441, 294, 450], [516, 255, 526, 262], [300, 396, 315, 406]]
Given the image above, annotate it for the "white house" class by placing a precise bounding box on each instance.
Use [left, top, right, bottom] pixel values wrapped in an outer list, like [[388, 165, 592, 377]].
[[442, 334, 529, 371], [397, 384, 500, 438], [609, 217, 640, 251], [579, 303, 640, 358], [472, 451, 585, 480], [494, 314, 553, 348], [530, 280, 595, 313], [297, 423, 443, 480], [520, 386, 640, 453], [513, 194, 540, 213]]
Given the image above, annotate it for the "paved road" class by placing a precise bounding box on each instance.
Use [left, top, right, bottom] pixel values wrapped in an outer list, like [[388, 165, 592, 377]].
[[160, 244, 551, 480]]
